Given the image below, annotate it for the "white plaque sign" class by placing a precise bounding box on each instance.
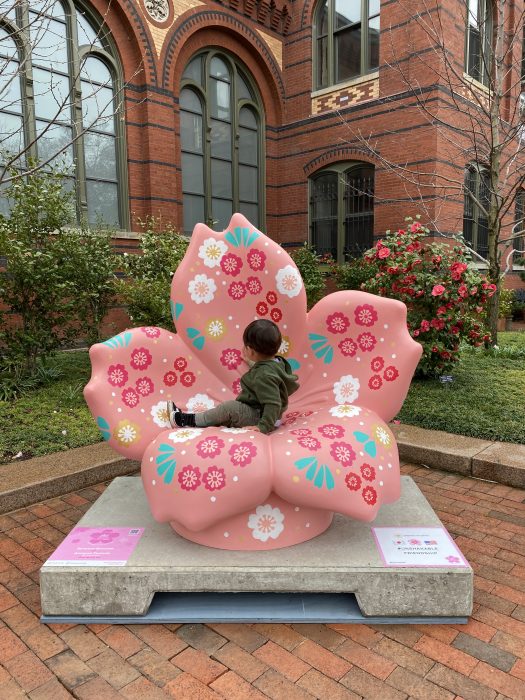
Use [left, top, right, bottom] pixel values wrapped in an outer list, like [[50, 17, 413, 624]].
[[372, 527, 469, 567]]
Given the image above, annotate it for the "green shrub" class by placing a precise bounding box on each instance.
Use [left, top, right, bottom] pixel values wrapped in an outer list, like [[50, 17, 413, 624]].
[[290, 243, 327, 309], [497, 288, 515, 319], [330, 255, 379, 290]]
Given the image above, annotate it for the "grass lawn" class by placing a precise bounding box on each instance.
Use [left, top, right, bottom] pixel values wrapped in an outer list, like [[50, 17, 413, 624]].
[[0, 332, 524, 464]]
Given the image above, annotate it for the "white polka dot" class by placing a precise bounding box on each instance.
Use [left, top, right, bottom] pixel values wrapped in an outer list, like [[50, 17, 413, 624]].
[[294, 507, 300, 511], [356, 357, 361, 362], [228, 316, 233, 320], [305, 522, 310, 528], [181, 450, 186, 455], [285, 451, 291, 456], [283, 325, 287, 330], [215, 271, 220, 275], [224, 532, 230, 537], [359, 451, 364, 457], [152, 479, 156, 486], [379, 465, 383, 470], [265, 242, 269, 246], [287, 439, 293, 443], [322, 373, 327, 378], [380, 337, 384, 342], [384, 324, 389, 329], [359, 421, 364, 426], [163, 358, 167, 363], [117, 408, 122, 413], [140, 408, 145, 413], [210, 496, 216, 502], [160, 390, 164, 395], [235, 324, 240, 329], [111, 392, 116, 397], [250, 435, 255, 439], [149, 457, 153, 462], [228, 438, 233, 442], [277, 250, 282, 254], [233, 476, 239, 482], [303, 354, 308, 358], [379, 481, 384, 486], [169, 336, 173, 340], [265, 270, 269, 275], [221, 387, 226, 392], [388, 462, 392, 468], [392, 354, 397, 359]]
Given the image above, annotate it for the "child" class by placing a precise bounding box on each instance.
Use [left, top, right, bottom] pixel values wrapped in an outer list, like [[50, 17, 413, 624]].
[[167, 319, 299, 434]]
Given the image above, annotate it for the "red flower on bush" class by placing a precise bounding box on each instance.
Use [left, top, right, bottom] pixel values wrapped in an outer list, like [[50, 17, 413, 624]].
[[431, 284, 446, 297], [368, 374, 383, 390], [450, 262, 468, 280], [377, 247, 391, 259]]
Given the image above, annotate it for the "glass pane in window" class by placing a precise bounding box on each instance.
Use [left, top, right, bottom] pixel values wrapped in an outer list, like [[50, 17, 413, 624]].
[[239, 107, 257, 128], [183, 193, 204, 233], [81, 56, 112, 87], [239, 164, 257, 201], [468, 0, 478, 26], [368, 16, 380, 70], [239, 126, 257, 165], [211, 158, 232, 198], [183, 56, 202, 84], [77, 11, 103, 48], [35, 120, 73, 170], [239, 202, 258, 227], [467, 27, 482, 81], [311, 173, 338, 219], [0, 112, 24, 165], [210, 78, 230, 120], [311, 218, 337, 258], [210, 56, 230, 80], [0, 29, 19, 61], [86, 180, 119, 226], [336, 26, 361, 81], [33, 68, 71, 121], [211, 197, 232, 231], [210, 119, 231, 159], [335, 0, 360, 28], [29, 14, 68, 71], [84, 132, 116, 180], [0, 181, 13, 216], [369, 0, 380, 17], [237, 74, 253, 101], [317, 0, 329, 35], [0, 60, 22, 113], [181, 152, 204, 194], [30, 0, 65, 19], [82, 84, 115, 133], [180, 88, 202, 112], [317, 36, 328, 88], [181, 110, 203, 152]]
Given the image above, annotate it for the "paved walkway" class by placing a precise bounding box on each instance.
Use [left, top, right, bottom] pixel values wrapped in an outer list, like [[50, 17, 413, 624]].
[[0, 464, 524, 699]]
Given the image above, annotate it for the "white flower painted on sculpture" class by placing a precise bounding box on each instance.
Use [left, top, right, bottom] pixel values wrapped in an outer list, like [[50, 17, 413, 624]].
[[275, 265, 302, 298], [198, 237, 227, 268], [188, 274, 217, 304], [150, 400, 171, 427], [220, 427, 249, 433], [374, 424, 391, 446], [168, 427, 203, 443], [186, 393, 215, 413], [279, 336, 291, 355], [329, 404, 362, 418], [247, 504, 285, 542], [333, 375, 360, 404], [206, 318, 226, 340]]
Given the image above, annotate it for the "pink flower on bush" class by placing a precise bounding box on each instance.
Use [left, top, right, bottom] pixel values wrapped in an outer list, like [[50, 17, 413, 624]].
[[368, 375, 383, 390], [378, 247, 391, 259], [108, 364, 128, 387], [345, 472, 362, 491], [180, 371, 196, 387], [266, 291, 277, 305], [298, 436, 322, 451], [122, 387, 140, 407], [140, 327, 161, 338], [256, 301, 268, 316], [318, 424, 345, 439], [174, 357, 187, 371], [271, 308, 283, 322], [431, 284, 446, 297], [450, 262, 468, 280], [246, 276, 262, 295], [360, 463, 376, 481], [357, 332, 377, 352], [220, 348, 243, 370], [436, 306, 447, 316], [370, 356, 384, 372], [196, 436, 225, 458], [383, 365, 399, 382], [291, 428, 312, 436], [338, 337, 358, 357], [355, 304, 378, 327], [130, 347, 152, 370], [178, 465, 201, 491], [362, 485, 377, 505], [420, 320, 430, 332], [330, 441, 356, 467], [220, 252, 243, 276], [247, 248, 266, 271], [229, 442, 257, 467], [458, 284, 468, 298], [163, 371, 178, 386], [135, 377, 154, 396], [326, 312, 350, 334], [228, 281, 247, 300], [203, 467, 226, 491]]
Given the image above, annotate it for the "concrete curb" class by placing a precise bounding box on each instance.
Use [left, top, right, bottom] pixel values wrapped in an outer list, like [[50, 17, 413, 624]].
[[0, 425, 523, 515]]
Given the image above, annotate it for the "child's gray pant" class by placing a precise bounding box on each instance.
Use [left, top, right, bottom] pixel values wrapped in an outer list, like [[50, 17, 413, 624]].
[[194, 400, 261, 429]]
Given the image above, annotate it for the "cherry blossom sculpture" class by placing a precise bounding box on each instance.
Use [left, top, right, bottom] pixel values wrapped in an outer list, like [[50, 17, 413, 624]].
[[84, 214, 422, 550]]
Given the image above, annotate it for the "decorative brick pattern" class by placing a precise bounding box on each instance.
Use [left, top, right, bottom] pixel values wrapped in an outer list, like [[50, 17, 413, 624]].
[[312, 78, 379, 114]]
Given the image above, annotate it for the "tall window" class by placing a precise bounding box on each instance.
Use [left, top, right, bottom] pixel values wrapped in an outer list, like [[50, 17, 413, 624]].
[[514, 189, 525, 261], [465, 0, 493, 86], [314, 0, 380, 90], [0, 1, 127, 227], [180, 52, 263, 233], [463, 164, 489, 258], [310, 163, 374, 262]]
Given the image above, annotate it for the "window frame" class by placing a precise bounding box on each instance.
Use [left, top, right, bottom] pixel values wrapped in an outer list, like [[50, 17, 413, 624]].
[[463, 163, 490, 258], [465, 0, 493, 87], [514, 188, 525, 262]]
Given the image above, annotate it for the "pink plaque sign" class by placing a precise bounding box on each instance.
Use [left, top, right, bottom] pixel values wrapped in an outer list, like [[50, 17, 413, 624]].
[[44, 527, 144, 566]]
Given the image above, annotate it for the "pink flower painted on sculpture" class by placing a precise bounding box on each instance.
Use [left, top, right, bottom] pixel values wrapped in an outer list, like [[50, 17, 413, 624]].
[[196, 436, 225, 458], [345, 472, 362, 491], [163, 371, 178, 386], [220, 348, 243, 370], [330, 441, 356, 467], [247, 248, 266, 271], [228, 281, 247, 300], [368, 375, 383, 390], [360, 463, 376, 481], [298, 436, 322, 451], [266, 291, 277, 305], [178, 465, 201, 491], [370, 356, 384, 372], [220, 252, 243, 276], [135, 377, 154, 396], [291, 428, 312, 436], [229, 441, 257, 467], [122, 387, 140, 408], [338, 337, 357, 357], [180, 371, 196, 387], [174, 357, 187, 371], [362, 485, 377, 505], [140, 327, 161, 338], [326, 312, 350, 334], [130, 347, 152, 370], [318, 424, 345, 439], [357, 332, 377, 352], [383, 365, 399, 382], [203, 467, 226, 491], [108, 364, 128, 387], [355, 304, 378, 327], [246, 276, 262, 295]]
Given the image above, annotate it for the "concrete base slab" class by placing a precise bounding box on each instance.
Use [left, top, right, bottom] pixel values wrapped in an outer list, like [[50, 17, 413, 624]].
[[40, 476, 473, 620]]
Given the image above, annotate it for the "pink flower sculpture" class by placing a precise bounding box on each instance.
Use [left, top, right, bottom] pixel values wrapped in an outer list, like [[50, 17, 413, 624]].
[[84, 214, 422, 550]]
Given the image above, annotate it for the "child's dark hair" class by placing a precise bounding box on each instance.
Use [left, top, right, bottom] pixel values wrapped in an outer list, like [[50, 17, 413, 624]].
[[243, 319, 282, 357]]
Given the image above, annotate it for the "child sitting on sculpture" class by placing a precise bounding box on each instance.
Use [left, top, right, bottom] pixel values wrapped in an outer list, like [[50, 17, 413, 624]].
[[167, 319, 299, 434]]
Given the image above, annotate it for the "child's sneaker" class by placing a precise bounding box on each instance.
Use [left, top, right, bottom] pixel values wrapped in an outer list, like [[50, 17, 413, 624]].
[[166, 401, 196, 428]]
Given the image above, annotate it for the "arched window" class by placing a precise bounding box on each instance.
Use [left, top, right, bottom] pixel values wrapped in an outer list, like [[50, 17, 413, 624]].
[[310, 163, 374, 262], [514, 188, 525, 261], [463, 164, 489, 258], [180, 51, 264, 233], [465, 0, 493, 86], [313, 0, 380, 91], [0, 1, 128, 227]]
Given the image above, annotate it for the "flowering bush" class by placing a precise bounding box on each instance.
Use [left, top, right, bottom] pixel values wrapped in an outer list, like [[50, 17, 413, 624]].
[[335, 218, 496, 376]]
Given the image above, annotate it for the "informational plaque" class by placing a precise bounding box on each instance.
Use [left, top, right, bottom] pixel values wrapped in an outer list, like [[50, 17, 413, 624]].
[[372, 527, 469, 567], [44, 527, 144, 567]]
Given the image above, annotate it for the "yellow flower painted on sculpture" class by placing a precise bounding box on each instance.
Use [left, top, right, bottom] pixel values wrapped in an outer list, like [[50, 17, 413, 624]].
[[114, 420, 141, 447], [373, 423, 392, 447], [206, 318, 226, 340], [279, 335, 292, 356]]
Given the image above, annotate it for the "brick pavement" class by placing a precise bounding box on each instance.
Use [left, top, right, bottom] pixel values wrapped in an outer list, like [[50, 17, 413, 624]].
[[0, 464, 523, 699]]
